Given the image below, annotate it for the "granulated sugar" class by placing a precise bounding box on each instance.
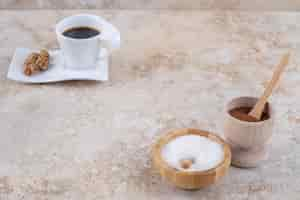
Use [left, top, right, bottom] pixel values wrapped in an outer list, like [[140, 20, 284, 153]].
[[161, 135, 224, 171]]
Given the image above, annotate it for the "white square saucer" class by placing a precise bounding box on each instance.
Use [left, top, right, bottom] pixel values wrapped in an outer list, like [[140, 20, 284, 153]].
[[7, 48, 108, 83]]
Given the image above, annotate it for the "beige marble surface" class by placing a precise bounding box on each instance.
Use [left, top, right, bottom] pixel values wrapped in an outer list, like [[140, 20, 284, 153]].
[[0, 10, 300, 199], [1, 0, 300, 10]]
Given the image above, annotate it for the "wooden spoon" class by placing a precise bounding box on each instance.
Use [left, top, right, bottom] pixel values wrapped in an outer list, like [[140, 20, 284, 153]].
[[247, 53, 290, 121]]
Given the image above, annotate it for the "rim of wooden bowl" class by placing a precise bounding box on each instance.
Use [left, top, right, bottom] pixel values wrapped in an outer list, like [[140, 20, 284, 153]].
[[152, 128, 231, 188]]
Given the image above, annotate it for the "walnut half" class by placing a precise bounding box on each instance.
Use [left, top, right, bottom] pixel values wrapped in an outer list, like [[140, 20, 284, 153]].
[[24, 50, 50, 76]]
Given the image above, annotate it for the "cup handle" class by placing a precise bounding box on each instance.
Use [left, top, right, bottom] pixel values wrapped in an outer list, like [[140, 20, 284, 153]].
[[98, 29, 121, 55], [99, 37, 113, 55]]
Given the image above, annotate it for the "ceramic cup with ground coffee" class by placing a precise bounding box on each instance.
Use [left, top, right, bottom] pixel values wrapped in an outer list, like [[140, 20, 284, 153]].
[[224, 96, 274, 168], [56, 14, 113, 69]]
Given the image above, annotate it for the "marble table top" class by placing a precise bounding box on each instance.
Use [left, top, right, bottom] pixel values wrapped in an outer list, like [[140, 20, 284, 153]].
[[2, 0, 300, 10], [0, 10, 299, 199]]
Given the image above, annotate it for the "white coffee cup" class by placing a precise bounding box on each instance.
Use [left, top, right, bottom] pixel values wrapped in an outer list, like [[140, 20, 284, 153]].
[[56, 14, 113, 69]]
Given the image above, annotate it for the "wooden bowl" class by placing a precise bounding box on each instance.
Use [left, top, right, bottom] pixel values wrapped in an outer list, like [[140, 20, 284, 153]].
[[152, 128, 231, 190]]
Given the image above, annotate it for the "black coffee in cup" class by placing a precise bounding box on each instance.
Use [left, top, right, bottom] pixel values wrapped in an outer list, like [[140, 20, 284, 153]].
[[63, 26, 100, 39]]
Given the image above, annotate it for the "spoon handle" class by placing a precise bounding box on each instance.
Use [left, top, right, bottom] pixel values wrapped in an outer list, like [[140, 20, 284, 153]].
[[249, 53, 290, 120]]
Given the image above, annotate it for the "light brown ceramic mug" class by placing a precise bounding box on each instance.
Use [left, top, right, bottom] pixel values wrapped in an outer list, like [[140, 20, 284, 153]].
[[224, 96, 274, 168]]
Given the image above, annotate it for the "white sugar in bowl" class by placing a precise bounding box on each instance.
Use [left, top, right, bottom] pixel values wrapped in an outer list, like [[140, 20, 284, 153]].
[[152, 128, 231, 189]]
